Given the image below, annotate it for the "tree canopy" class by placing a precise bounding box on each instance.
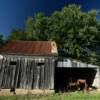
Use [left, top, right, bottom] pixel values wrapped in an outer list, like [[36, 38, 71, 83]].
[[8, 4, 100, 65]]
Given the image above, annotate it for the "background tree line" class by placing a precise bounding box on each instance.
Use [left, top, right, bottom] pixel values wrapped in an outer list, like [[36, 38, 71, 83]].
[[0, 35, 4, 47], [0, 5, 100, 65]]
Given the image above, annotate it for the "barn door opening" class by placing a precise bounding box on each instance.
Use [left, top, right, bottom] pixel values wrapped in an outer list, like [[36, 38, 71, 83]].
[[54, 67, 97, 92]]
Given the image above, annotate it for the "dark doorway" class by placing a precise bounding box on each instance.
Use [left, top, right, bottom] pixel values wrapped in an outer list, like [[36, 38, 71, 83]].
[[54, 67, 97, 92]]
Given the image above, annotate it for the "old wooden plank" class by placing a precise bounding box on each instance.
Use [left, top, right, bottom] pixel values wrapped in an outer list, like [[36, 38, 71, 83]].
[[29, 60, 34, 89], [19, 58, 25, 88], [23, 58, 27, 88], [5, 58, 11, 88], [0, 58, 3, 87], [40, 64, 45, 89], [34, 58, 44, 89], [47, 58, 51, 89], [26, 59, 33, 89], [1, 58, 8, 88], [17, 58, 22, 88], [33, 58, 37, 89], [45, 58, 49, 89], [14, 58, 21, 88], [11, 58, 17, 88], [50, 58, 55, 89], [31, 59, 35, 89]]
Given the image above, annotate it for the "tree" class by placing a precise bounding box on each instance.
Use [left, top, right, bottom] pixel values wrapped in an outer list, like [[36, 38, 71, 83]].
[[8, 28, 28, 41], [0, 34, 4, 47], [47, 5, 100, 64], [7, 4, 100, 65], [25, 17, 34, 40], [24, 13, 49, 40]]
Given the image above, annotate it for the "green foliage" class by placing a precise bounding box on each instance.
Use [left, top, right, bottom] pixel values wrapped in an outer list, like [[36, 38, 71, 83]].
[[7, 4, 100, 65], [30, 13, 49, 40], [8, 29, 28, 41], [47, 5, 100, 65]]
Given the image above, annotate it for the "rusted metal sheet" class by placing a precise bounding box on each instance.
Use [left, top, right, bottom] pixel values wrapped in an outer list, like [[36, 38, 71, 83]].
[[0, 41, 58, 55]]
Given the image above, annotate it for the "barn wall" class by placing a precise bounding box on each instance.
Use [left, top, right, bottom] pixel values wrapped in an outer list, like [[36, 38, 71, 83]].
[[0, 54, 55, 90]]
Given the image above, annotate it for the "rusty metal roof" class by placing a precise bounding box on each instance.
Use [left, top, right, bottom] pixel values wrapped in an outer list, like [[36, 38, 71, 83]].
[[0, 41, 58, 55]]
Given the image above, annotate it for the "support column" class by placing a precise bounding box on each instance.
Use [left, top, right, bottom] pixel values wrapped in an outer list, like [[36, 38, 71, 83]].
[[92, 68, 100, 88]]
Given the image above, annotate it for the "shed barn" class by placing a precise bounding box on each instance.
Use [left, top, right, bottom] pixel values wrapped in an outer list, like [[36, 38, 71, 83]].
[[0, 41, 100, 94], [0, 41, 58, 92], [55, 58, 100, 91]]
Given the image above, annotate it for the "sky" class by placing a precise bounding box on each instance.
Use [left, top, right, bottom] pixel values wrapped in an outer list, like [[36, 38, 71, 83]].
[[0, 0, 100, 37]]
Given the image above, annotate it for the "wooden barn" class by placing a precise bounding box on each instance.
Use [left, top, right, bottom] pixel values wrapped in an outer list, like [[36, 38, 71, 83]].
[[0, 41, 58, 93], [0, 40, 100, 94]]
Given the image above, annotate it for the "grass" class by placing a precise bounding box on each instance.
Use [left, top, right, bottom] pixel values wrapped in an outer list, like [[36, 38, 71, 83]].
[[0, 92, 100, 100]]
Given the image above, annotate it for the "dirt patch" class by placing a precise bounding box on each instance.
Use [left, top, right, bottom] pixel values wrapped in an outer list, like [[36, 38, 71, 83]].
[[0, 89, 54, 96]]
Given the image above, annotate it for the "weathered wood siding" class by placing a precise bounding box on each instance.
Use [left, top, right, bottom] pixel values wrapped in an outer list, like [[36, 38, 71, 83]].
[[0, 55, 55, 90]]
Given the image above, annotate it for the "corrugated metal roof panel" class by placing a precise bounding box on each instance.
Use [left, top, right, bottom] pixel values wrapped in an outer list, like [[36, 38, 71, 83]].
[[57, 59, 98, 68]]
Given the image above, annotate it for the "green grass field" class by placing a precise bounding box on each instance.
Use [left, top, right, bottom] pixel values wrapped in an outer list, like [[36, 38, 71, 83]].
[[0, 92, 100, 100]]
